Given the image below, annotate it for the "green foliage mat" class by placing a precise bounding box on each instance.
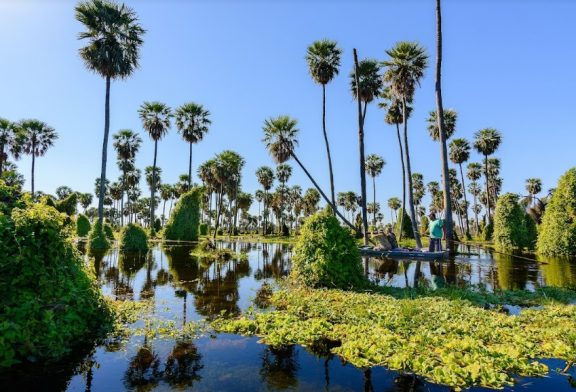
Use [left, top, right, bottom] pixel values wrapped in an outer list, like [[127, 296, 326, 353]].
[[213, 287, 576, 390]]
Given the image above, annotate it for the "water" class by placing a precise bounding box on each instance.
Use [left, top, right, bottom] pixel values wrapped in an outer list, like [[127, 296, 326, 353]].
[[2, 242, 576, 391]]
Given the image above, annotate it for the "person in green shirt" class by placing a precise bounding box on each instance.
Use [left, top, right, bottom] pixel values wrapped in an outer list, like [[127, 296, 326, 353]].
[[428, 212, 444, 252]]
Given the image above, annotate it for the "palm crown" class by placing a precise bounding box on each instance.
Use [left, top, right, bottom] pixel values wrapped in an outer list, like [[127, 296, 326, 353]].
[[526, 178, 542, 196], [350, 59, 383, 103], [18, 120, 58, 157], [113, 129, 141, 160], [256, 166, 275, 191], [467, 163, 482, 182], [276, 164, 292, 184], [474, 128, 502, 156], [449, 138, 470, 165], [175, 102, 211, 144], [306, 39, 342, 85], [383, 41, 428, 102], [139, 102, 172, 141], [262, 116, 299, 164], [427, 109, 457, 141], [365, 154, 385, 178]]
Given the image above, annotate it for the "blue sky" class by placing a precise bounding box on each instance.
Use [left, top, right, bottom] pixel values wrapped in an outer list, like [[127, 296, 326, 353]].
[[1, 0, 575, 218]]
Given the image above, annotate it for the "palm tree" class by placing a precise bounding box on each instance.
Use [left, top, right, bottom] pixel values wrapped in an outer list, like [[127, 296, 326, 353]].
[[467, 162, 482, 235], [383, 41, 428, 248], [139, 101, 172, 233], [449, 138, 471, 237], [426, 109, 457, 141], [351, 54, 383, 245], [17, 120, 58, 197], [175, 102, 211, 188], [473, 128, 502, 222], [365, 154, 385, 226], [276, 163, 292, 233], [76, 0, 145, 225], [159, 184, 172, 224], [387, 197, 401, 225], [0, 118, 21, 177], [79, 192, 93, 212], [256, 166, 274, 235], [305, 39, 342, 210], [113, 129, 142, 226], [525, 178, 542, 207], [262, 115, 355, 231]]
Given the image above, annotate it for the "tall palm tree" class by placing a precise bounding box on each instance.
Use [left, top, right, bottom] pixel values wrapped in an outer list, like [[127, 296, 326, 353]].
[[525, 178, 542, 207], [0, 118, 21, 177], [276, 163, 292, 233], [387, 197, 401, 225], [449, 138, 471, 237], [175, 102, 211, 188], [467, 162, 482, 234], [76, 0, 145, 225], [159, 183, 172, 224], [18, 120, 58, 197], [113, 129, 142, 226], [383, 41, 428, 248], [365, 154, 385, 226], [351, 54, 383, 244], [473, 128, 502, 222], [305, 39, 342, 210], [426, 109, 457, 141], [139, 101, 172, 232], [262, 115, 355, 231], [256, 166, 274, 235]]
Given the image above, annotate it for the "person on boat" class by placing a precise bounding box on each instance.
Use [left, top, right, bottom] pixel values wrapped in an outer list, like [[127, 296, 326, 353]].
[[428, 212, 444, 252]]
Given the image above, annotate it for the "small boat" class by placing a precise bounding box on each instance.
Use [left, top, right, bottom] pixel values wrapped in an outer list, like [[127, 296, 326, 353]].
[[359, 246, 449, 260]]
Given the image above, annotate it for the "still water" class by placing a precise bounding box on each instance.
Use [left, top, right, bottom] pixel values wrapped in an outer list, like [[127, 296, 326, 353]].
[[2, 242, 576, 391]]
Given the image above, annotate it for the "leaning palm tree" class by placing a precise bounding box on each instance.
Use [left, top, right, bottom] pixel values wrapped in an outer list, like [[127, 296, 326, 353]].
[[473, 128, 502, 222], [449, 138, 471, 237], [139, 101, 172, 233], [525, 178, 542, 207], [306, 39, 342, 210], [383, 41, 428, 248], [262, 115, 356, 231], [365, 154, 385, 226], [175, 102, 211, 188], [426, 109, 457, 141], [0, 118, 21, 177], [256, 166, 274, 235], [18, 120, 58, 197], [76, 0, 145, 225]]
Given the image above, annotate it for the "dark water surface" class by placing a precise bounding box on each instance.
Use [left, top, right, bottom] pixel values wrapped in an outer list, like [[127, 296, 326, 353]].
[[2, 242, 576, 391]]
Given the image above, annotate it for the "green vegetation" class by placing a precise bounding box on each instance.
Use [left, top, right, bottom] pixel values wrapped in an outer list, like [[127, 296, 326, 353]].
[[0, 203, 112, 367], [104, 222, 115, 241], [163, 188, 201, 242], [537, 167, 576, 256], [87, 220, 110, 252], [199, 222, 208, 235], [76, 213, 91, 237], [291, 210, 366, 289], [396, 208, 414, 239], [493, 193, 535, 251], [214, 286, 576, 390], [119, 223, 149, 253], [54, 192, 78, 216]]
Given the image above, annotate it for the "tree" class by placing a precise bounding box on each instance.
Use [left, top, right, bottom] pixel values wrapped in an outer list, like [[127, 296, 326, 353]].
[[17, 120, 58, 197], [261, 115, 356, 231], [383, 42, 428, 248], [525, 178, 542, 207], [175, 102, 211, 188], [76, 0, 145, 225], [55, 186, 74, 200], [139, 101, 172, 234], [276, 163, 292, 233], [365, 154, 385, 226], [0, 118, 21, 178], [79, 192, 93, 212], [306, 39, 342, 210], [473, 128, 502, 222], [387, 197, 401, 225], [449, 138, 471, 237], [467, 162, 482, 234], [426, 109, 457, 141], [159, 183, 173, 225], [256, 166, 274, 235], [113, 129, 142, 226]]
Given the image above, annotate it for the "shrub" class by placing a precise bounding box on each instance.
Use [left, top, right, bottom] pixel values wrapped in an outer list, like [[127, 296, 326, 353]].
[[104, 223, 115, 241], [395, 209, 414, 239], [482, 221, 494, 242], [537, 167, 576, 256], [0, 180, 23, 215], [119, 223, 149, 253], [0, 203, 113, 367], [199, 223, 208, 235], [291, 210, 366, 289], [493, 193, 531, 251], [419, 215, 430, 237], [76, 213, 91, 237], [55, 192, 78, 216], [163, 188, 201, 242], [153, 218, 162, 234], [87, 221, 110, 252]]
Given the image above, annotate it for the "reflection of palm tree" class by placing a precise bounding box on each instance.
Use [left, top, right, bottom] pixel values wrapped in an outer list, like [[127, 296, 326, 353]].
[[164, 341, 203, 388], [260, 345, 299, 390], [123, 343, 161, 390]]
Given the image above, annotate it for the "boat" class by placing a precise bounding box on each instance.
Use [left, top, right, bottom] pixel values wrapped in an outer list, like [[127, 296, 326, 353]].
[[359, 246, 449, 260]]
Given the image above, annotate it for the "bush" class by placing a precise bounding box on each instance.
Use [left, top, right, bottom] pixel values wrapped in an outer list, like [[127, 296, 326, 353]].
[[55, 192, 78, 216], [396, 209, 414, 239], [199, 223, 208, 235], [87, 221, 110, 252], [153, 218, 162, 234], [119, 223, 149, 253], [0, 180, 23, 215], [163, 188, 201, 242], [537, 167, 576, 256], [291, 210, 366, 289], [104, 223, 115, 241], [493, 193, 531, 251], [482, 221, 494, 242], [0, 203, 113, 367], [419, 215, 430, 237], [76, 213, 91, 237]]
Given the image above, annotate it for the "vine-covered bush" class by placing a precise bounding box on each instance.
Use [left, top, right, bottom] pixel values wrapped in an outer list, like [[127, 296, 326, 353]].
[[419, 215, 430, 237], [55, 192, 78, 216], [87, 221, 110, 252], [291, 210, 366, 289], [199, 223, 208, 236], [493, 193, 531, 251], [0, 180, 23, 215], [104, 223, 115, 241], [482, 221, 494, 242], [76, 213, 91, 237], [537, 167, 576, 256], [163, 188, 201, 242], [119, 223, 149, 253], [0, 203, 113, 368], [395, 209, 414, 239]]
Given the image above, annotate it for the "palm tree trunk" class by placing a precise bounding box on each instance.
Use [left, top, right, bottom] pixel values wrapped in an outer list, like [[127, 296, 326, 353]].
[[458, 162, 470, 237], [263, 189, 267, 236], [0, 143, 4, 178], [402, 98, 422, 248], [372, 176, 376, 227], [484, 154, 490, 221], [353, 49, 369, 246], [435, 0, 454, 250], [188, 141, 193, 189], [162, 199, 167, 225], [98, 76, 111, 225], [473, 191, 479, 235], [321, 84, 336, 212], [150, 140, 158, 233], [395, 123, 406, 240], [213, 185, 224, 241], [31, 144, 35, 198]]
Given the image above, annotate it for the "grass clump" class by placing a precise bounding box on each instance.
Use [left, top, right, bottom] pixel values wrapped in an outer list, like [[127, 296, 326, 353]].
[[292, 210, 366, 289], [213, 286, 576, 390], [119, 223, 149, 253], [76, 213, 91, 237], [163, 188, 201, 242]]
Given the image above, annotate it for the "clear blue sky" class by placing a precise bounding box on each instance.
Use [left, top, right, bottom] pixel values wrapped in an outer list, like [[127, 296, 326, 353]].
[[1, 0, 575, 218]]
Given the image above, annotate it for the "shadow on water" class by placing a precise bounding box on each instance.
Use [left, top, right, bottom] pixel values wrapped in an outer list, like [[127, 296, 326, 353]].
[[3, 240, 576, 391]]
